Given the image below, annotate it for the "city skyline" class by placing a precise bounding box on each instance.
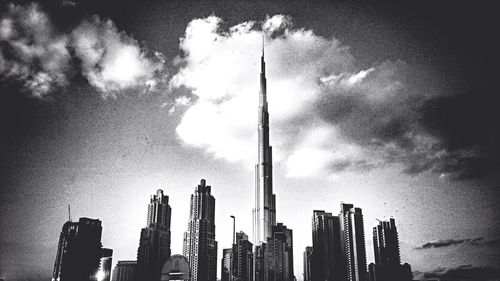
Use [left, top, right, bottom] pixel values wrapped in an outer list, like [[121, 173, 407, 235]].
[[1, 1, 499, 281]]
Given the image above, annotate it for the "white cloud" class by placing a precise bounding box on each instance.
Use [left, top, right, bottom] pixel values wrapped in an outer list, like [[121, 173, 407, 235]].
[[0, 3, 70, 97], [285, 126, 371, 178], [171, 15, 408, 177], [167, 96, 192, 115], [71, 18, 163, 94], [0, 3, 165, 98]]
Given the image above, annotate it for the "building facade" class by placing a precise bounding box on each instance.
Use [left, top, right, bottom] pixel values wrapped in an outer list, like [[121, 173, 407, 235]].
[[221, 248, 233, 281], [234, 232, 254, 281], [373, 218, 400, 266], [369, 219, 412, 281], [183, 179, 218, 281], [263, 223, 294, 281], [311, 211, 343, 281], [340, 203, 367, 281], [111, 261, 137, 281], [253, 47, 276, 245], [98, 248, 113, 281], [52, 217, 103, 281], [303, 247, 313, 281], [137, 189, 172, 281]]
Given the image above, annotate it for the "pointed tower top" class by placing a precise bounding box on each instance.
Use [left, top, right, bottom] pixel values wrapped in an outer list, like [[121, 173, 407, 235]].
[[262, 34, 265, 57]]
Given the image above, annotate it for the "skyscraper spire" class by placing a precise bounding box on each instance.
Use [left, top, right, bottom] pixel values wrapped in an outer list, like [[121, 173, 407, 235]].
[[253, 42, 276, 245], [262, 34, 265, 57]]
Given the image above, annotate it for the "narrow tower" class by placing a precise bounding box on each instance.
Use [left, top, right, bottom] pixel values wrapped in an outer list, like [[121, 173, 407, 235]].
[[253, 43, 277, 245], [183, 179, 218, 281], [137, 189, 172, 281], [340, 203, 367, 281]]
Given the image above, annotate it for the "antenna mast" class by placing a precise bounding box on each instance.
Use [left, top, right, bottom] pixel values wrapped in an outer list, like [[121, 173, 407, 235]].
[[68, 204, 71, 222]]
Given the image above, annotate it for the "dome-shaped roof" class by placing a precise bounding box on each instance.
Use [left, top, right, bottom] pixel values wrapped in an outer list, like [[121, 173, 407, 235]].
[[161, 254, 190, 281]]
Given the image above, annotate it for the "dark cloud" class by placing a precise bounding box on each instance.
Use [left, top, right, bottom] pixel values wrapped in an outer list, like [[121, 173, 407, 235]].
[[419, 89, 500, 179], [421, 265, 500, 281], [315, 63, 500, 180], [415, 238, 476, 250], [415, 237, 500, 250]]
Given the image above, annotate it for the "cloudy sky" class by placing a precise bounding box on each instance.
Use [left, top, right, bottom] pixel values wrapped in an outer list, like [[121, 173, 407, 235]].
[[0, 0, 499, 280]]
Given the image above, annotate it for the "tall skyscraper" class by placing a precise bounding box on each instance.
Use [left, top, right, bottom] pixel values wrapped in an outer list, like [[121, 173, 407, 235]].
[[111, 261, 137, 281], [303, 247, 313, 281], [137, 189, 172, 281], [183, 179, 218, 281], [311, 210, 343, 281], [369, 219, 412, 281], [340, 203, 367, 281], [264, 223, 294, 281], [52, 217, 103, 281], [373, 218, 400, 266], [253, 47, 276, 245]]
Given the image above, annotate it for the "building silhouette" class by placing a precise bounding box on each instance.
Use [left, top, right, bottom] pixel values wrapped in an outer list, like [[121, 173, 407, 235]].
[[373, 218, 399, 266], [262, 223, 294, 281], [52, 217, 104, 281], [98, 248, 113, 281], [111, 261, 137, 281], [368, 219, 412, 281], [183, 179, 218, 281], [234, 232, 254, 281], [253, 46, 276, 245], [311, 210, 343, 281], [303, 247, 313, 281], [137, 189, 172, 281], [340, 203, 367, 281]]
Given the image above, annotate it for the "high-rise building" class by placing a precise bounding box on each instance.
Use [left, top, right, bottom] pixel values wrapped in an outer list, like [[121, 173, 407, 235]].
[[263, 223, 294, 281], [369, 219, 412, 281], [52, 217, 103, 281], [373, 218, 400, 266], [98, 248, 113, 281], [183, 179, 218, 281], [303, 247, 313, 281], [137, 189, 172, 281], [311, 211, 343, 281], [254, 244, 266, 281], [340, 203, 367, 281], [221, 248, 233, 281], [253, 46, 276, 245], [234, 231, 254, 281], [222, 232, 253, 281], [111, 261, 136, 281]]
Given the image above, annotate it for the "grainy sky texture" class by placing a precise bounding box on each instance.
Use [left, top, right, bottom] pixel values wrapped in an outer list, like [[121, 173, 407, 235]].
[[0, 1, 499, 281]]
